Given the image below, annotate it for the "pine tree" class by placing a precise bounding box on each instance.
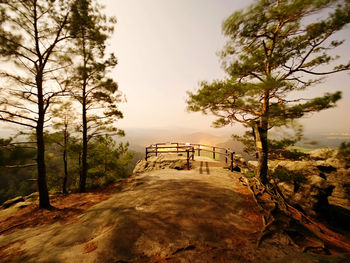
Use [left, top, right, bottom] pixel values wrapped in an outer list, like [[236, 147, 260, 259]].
[[187, 0, 350, 184], [69, 0, 123, 192], [0, 0, 71, 208], [48, 101, 77, 194]]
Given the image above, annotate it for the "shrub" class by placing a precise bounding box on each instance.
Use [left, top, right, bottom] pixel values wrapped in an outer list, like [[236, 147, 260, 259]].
[[337, 142, 350, 162], [269, 166, 306, 183]]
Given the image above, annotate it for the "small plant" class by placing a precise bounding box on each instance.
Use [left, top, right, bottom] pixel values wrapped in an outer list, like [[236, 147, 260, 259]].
[[244, 171, 255, 179]]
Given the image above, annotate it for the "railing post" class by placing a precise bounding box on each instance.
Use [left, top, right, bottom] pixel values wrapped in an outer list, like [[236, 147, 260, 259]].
[[225, 149, 228, 163], [177, 143, 179, 153], [230, 152, 234, 172], [192, 147, 194, 160], [156, 144, 158, 156], [186, 149, 190, 170], [198, 145, 200, 156], [213, 147, 215, 159], [145, 147, 148, 161]]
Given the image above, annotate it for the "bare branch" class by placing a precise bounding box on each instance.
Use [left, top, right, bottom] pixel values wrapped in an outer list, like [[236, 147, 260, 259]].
[[2, 163, 36, 169]]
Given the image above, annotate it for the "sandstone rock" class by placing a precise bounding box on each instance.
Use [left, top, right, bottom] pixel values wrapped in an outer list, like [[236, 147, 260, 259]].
[[13, 201, 32, 209], [277, 182, 294, 200], [233, 154, 247, 166], [2, 196, 24, 209], [247, 160, 258, 170], [324, 158, 344, 169], [309, 148, 337, 160], [269, 157, 349, 219], [133, 154, 188, 174], [327, 168, 350, 210], [197, 150, 349, 220]]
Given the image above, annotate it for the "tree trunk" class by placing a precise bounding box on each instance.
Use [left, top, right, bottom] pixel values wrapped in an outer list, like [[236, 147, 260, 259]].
[[79, 88, 87, 193], [36, 74, 51, 209], [254, 87, 270, 185], [62, 127, 68, 194], [255, 125, 268, 184], [62, 148, 68, 194]]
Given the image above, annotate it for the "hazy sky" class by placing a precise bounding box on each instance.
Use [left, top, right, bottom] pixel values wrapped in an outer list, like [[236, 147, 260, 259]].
[[101, 0, 350, 135]]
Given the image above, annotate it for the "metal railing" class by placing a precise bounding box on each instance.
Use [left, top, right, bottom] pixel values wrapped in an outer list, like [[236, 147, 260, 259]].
[[145, 142, 235, 171]]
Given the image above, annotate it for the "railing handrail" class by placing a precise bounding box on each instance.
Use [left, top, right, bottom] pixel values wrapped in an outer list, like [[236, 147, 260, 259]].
[[145, 142, 235, 171], [147, 142, 234, 153]]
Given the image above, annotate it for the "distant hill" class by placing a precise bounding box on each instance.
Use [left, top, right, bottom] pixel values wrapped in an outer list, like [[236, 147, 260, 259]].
[[298, 131, 350, 148], [121, 129, 233, 152], [171, 132, 225, 145], [119, 128, 350, 163]]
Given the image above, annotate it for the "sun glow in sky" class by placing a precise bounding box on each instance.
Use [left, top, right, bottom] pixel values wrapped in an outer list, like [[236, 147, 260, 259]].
[[101, 0, 350, 135]]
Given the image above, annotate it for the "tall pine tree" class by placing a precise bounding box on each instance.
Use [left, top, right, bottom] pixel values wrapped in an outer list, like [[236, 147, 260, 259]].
[[187, 0, 350, 183], [69, 0, 123, 192], [0, 0, 71, 208]]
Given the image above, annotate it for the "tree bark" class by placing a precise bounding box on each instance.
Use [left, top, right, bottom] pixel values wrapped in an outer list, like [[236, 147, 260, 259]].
[[79, 30, 88, 193], [61, 124, 69, 194], [254, 122, 268, 185], [36, 73, 51, 209], [255, 89, 269, 185], [62, 149, 68, 194], [79, 85, 87, 193]]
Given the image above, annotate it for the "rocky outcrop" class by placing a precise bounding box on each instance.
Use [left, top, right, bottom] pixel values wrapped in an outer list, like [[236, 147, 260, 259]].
[[268, 160, 336, 217], [235, 148, 350, 221], [270, 152, 349, 218], [133, 154, 188, 173]]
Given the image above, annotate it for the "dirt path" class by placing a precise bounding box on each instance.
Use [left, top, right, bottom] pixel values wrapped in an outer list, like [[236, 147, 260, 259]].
[[1, 159, 346, 262]]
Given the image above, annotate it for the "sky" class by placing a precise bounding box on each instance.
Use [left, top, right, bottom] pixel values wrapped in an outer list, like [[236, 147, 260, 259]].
[[97, 0, 350, 135]]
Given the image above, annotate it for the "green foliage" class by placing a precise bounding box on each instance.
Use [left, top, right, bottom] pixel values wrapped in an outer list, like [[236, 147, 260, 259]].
[[269, 166, 306, 183], [0, 138, 37, 203], [69, 0, 123, 192], [244, 171, 256, 179], [278, 149, 309, 160], [86, 135, 134, 188], [43, 133, 134, 192]]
